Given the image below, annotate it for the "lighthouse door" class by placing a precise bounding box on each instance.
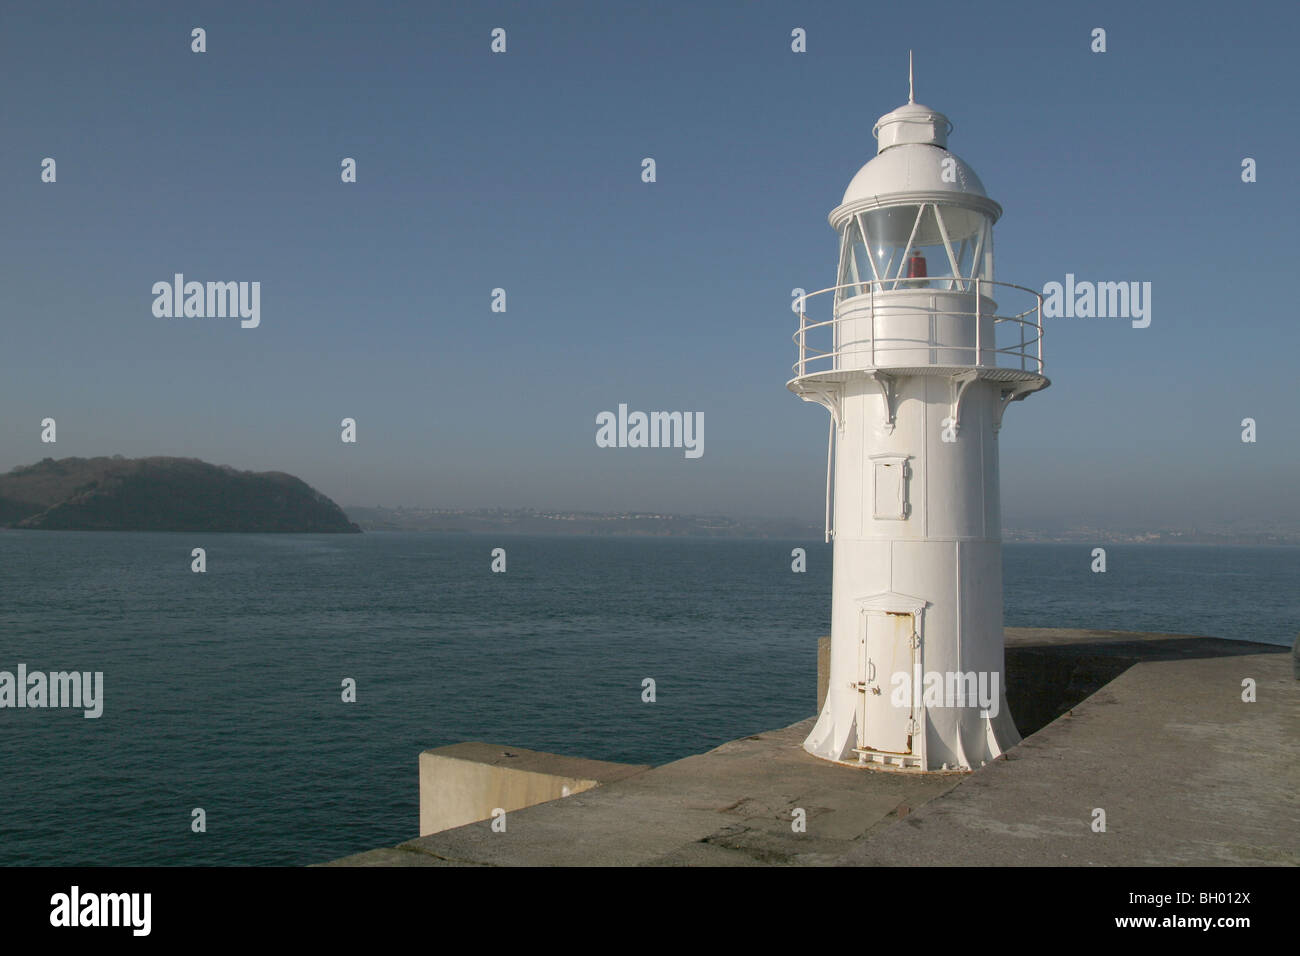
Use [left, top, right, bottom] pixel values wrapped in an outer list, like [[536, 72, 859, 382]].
[[857, 611, 915, 756]]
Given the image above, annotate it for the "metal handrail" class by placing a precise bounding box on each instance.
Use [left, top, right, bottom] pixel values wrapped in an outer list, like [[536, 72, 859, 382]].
[[790, 277, 1045, 378]]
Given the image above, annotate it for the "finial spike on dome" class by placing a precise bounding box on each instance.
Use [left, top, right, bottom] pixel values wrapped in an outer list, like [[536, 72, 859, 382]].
[[908, 50, 914, 104]]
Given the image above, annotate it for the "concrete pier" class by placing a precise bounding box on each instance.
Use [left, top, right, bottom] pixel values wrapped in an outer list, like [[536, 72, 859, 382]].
[[324, 628, 1297, 866], [418, 743, 648, 836]]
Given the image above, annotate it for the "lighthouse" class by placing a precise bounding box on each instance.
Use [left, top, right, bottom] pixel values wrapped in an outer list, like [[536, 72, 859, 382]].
[[790, 59, 1047, 771]]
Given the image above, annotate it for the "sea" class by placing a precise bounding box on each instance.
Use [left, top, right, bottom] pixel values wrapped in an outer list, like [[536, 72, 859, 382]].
[[0, 531, 1295, 866]]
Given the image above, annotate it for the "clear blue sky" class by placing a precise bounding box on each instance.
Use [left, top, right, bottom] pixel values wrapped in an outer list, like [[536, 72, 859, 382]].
[[2, 0, 1297, 530]]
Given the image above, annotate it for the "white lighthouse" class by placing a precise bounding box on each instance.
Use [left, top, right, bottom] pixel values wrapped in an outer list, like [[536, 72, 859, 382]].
[[790, 60, 1047, 771]]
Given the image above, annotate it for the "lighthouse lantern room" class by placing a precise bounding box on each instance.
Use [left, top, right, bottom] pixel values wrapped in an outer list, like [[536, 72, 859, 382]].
[[789, 56, 1048, 771]]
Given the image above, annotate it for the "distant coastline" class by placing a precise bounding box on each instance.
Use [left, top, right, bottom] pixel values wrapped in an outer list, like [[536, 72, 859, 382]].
[[0, 457, 359, 533]]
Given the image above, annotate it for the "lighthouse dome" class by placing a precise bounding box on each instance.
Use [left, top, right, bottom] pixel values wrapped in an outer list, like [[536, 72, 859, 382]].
[[840, 143, 988, 206], [833, 101, 998, 224]]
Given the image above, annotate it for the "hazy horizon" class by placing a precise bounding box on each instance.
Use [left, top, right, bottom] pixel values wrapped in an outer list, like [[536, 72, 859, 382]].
[[3, 0, 1297, 532]]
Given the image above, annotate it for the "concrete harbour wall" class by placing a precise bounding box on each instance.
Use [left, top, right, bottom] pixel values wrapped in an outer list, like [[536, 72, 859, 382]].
[[419, 742, 649, 836]]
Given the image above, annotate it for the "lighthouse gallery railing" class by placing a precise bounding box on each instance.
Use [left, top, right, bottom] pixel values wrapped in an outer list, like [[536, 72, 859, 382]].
[[791, 277, 1045, 380]]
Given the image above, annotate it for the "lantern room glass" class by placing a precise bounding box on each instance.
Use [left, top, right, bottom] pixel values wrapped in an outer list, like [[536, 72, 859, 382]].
[[837, 203, 993, 300]]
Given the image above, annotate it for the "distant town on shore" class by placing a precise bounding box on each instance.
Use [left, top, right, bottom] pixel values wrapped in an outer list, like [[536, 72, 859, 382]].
[[343, 505, 1300, 546]]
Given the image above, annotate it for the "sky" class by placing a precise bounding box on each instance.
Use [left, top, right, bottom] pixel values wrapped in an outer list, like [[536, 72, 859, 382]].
[[2, 0, 1297, 530]]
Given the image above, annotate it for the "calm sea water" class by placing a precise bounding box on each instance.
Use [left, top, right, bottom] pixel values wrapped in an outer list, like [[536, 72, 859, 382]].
[[0, 532, 1295, 866]]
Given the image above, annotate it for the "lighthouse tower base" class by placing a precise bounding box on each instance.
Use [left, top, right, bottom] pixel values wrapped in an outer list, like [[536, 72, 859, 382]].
[[796, 372, 1034, 772], [803, 668, 1022, 772]]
